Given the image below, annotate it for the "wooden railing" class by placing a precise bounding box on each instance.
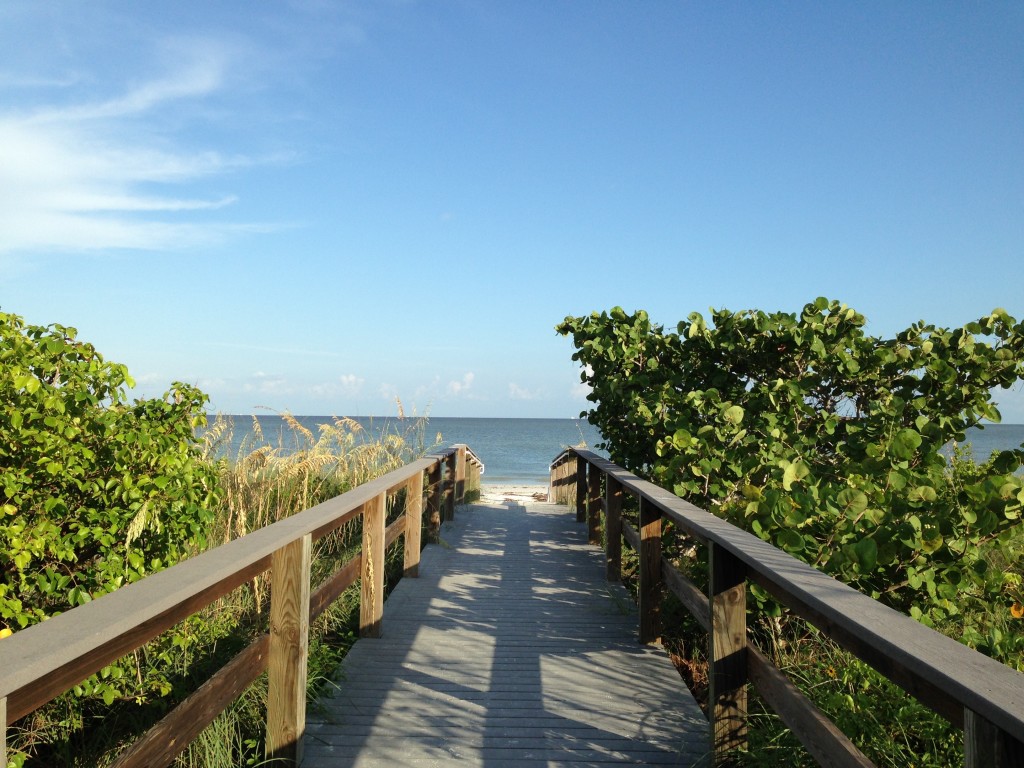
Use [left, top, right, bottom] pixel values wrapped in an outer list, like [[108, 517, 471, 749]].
[[550, 448, 1024, 767], [0, 444, 483, 767]]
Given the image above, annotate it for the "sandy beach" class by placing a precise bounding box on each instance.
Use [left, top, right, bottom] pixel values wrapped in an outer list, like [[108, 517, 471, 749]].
[[478, 483, 551, 504]]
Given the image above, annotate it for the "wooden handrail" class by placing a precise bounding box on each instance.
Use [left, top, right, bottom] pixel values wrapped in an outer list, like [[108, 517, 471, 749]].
[[0, 444, 480, 768], [555, 447, 1024, 767]]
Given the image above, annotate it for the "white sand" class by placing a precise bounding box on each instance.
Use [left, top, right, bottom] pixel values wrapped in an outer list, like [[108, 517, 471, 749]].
[[478, 483, 550, 504]]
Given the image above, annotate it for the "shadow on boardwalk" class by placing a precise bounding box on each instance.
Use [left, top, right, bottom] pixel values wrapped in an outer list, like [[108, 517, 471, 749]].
[[303, 497, 709, 767]]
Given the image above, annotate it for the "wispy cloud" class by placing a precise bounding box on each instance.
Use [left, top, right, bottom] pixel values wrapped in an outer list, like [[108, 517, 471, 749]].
[[0, 38, 268, 255], [447, 372, 475, 396], [508, 382, 541, 400]]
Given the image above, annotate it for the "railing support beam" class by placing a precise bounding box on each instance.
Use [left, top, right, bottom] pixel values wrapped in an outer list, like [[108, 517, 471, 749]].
[[605, 476, 622, 582], [965, 707, 1024, 767], [575, 456, 587, 523], [638, 496, 662, 644], [427, 462, 442, 543], [587, 464, 602, 546], [709, 542, 748, 763], [404, 470, 425, 577], [360, 493, 386, 638], [266, 533, 312, 766]]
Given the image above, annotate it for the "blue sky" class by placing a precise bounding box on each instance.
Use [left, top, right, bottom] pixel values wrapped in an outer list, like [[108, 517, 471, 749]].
[[2, 2, 1022, 419]]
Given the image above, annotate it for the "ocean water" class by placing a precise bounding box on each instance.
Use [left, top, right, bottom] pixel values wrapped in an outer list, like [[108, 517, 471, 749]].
[[204, 416, 1024, 487], [207, 415, 605, 485]]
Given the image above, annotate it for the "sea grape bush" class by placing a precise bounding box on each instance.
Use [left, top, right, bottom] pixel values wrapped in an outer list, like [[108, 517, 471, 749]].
[[558, 300, 1024, 648], [0, 310, 219, 703]]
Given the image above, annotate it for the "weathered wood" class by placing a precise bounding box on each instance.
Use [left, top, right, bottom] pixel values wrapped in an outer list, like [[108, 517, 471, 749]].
[[662, 557, 711, 633], [384, 515, 406, 550], [709, 542, 747, 762], [0, 453, 445, 723], [427, 462, 442, 543], [2, 696, 7, 768], [403, 471, 424, 577], [445, 452, 457, 522], [605, 475, 623, 582], [747, 643, 872, 768], [587, 462, 602, 545], [267, 534, 312, 766], [112, 635, 270, 768], [309, 555, 361, 622], [303, 498, 709, 767], [455, 445, 467, 505], [575, 455, 587, 523], [638, 496, 662, 645], [965, 707, 1024, 767], [622, 519, 640, 552], [360, 493, 386, 638], [569, 449, 1024, 739]]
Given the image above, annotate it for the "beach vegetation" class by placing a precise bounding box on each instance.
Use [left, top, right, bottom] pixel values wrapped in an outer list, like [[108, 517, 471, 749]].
[[558, 299, 1024, 764], [1, 309, 433, 766]]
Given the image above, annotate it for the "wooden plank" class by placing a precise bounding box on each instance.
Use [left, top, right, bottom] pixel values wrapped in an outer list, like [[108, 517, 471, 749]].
[[605, 476, 623, 582], [747, 643, 873, 768], [111, 635, 270, 768], [455, 445, 467, 505], [385, 516, 406, 550], [303, 498, 709, 768], [309, 555, 361, 623], [360, 493, 386, 638], [267, 534, 312, 766], [575, 456, 587, 523], [622, 519, 640, 552], [404, 471, 424, 578], [569, 449, 1024, 738], [0, 454, 443, 723], [662, 558, 710, 633], [587, 463, 602, 545], [709, 542, 747, 762], [445, 453, 456, 522], [2, 696, 7, 768], [427, 463, 442, 543], [638, 497, 662, 645]]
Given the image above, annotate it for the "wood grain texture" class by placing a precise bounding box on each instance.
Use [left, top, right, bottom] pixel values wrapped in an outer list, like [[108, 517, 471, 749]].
[[360, 494, 386, 638], [0, 452, 455, 723], [304, 497, 708, 767], [267, 534, 312, 766], [662, 558, 711, 633], [309, 556, 361, 623], [403, 471, 424, 578], [455, 445, 467, 505], [575, 458, 587, 523], [587, 464, 602, 546], [111, 635, 270, 768], [427, 463, 442, 543], [709, 543, 747, 761], [747, 643, 872, 768], [605, 476, 623, 582], [2, 696, 7, 768], [568, 449, 1024, 739], [639, 497, 662, 645]]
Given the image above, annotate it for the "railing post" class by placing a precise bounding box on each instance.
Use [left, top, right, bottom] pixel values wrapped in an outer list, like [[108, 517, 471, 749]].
[[965, 708, 1024, 767], [605, 476, 622, 582], [2, 696, 7, 768], [709, 542, 748, 763], [266, 533, 312, 766], [575, 456, 587, 523], [360, 493, 386, 638], [638, 496, 662, 644], [455, 445, 467, 505], [404, 470, 424, 578], [427, 461, 442, 543], [445, 452, 457, 522], [587, 464, 602, 545]]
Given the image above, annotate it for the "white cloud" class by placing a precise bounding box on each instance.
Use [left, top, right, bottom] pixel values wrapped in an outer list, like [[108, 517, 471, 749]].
[[570, 365, 594, 400], [0, 39, 267, 255], [446, 372, 475, 396], [508, 382, 540, 400]]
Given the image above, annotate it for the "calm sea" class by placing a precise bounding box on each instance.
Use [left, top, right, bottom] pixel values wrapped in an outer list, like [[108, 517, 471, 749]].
[[204, 416, 1024, 486]]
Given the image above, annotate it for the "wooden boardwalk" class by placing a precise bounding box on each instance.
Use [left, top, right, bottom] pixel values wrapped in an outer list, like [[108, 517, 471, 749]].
[[303, 495, 709, 767]]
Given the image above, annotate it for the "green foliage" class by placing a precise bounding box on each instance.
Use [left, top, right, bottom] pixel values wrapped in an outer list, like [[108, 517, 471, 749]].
[[558, 300, 1024, 646], [1, 309, 220, 711]]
